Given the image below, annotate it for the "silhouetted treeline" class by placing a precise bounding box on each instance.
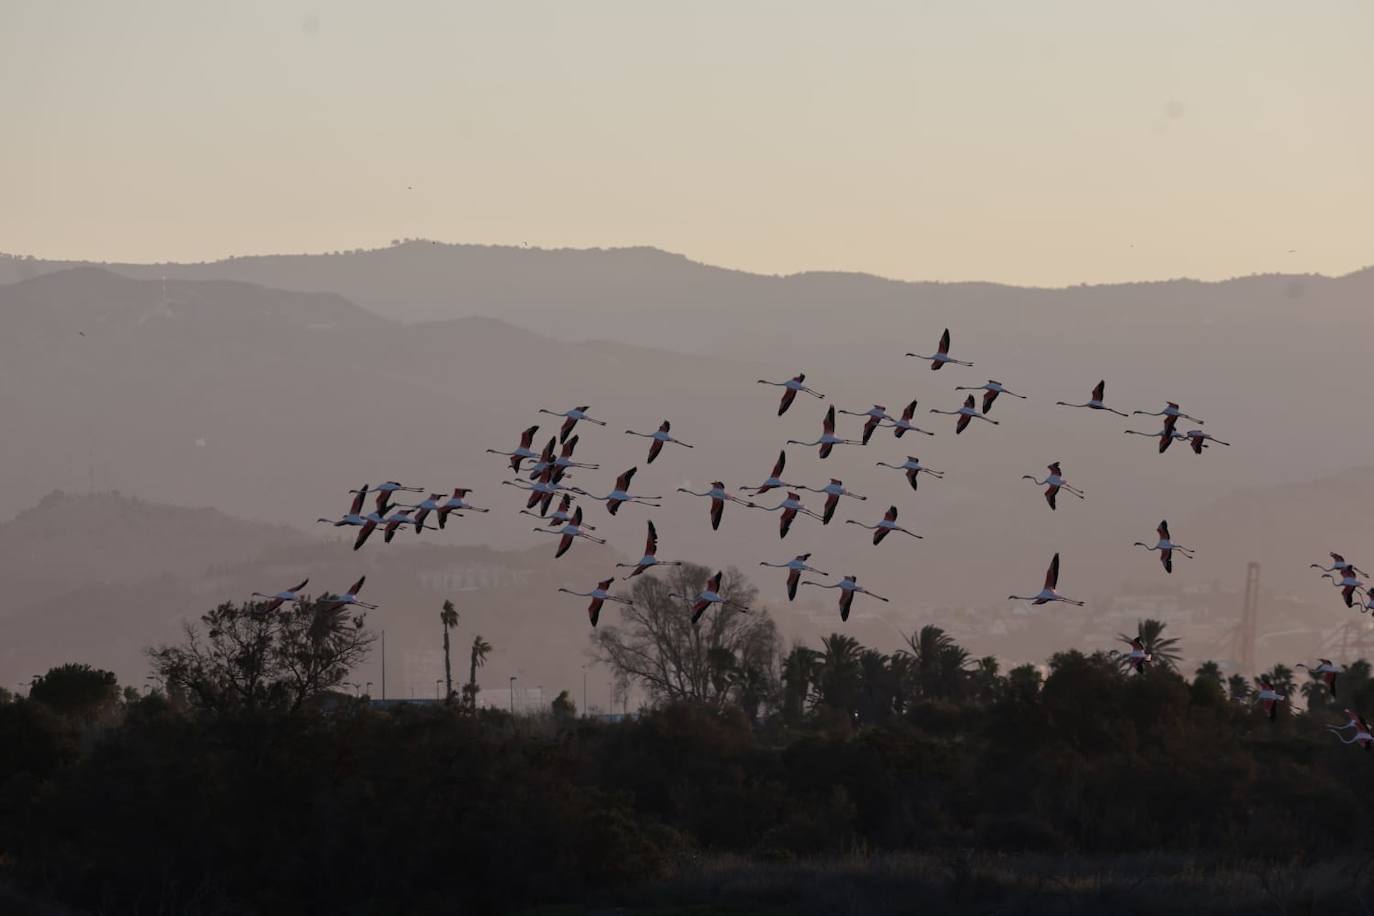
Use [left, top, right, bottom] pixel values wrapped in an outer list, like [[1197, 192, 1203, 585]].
[[4, 633, 1374, 915]]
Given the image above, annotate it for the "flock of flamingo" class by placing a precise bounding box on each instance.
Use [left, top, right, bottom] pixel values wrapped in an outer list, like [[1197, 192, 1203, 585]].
[[251, 326, 1368, 743]]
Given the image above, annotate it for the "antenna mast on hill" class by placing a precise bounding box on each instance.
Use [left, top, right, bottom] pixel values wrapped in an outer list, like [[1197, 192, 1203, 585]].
[[1231, 562, 1260, 675]]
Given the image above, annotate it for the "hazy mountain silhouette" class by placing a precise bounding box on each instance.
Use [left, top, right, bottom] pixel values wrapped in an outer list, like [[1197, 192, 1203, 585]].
[[3, 254, 1371, 694]]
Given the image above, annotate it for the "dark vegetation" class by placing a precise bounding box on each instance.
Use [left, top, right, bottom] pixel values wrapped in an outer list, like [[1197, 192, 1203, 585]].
[[4, 573, 1374, 914]]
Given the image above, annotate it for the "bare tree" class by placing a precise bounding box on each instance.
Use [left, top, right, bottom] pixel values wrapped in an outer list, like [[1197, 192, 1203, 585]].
[[148, 598, 375, 715], [591, 564, 780, 713]]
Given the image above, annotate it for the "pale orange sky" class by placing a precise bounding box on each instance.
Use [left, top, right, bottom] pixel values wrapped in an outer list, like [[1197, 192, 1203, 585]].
[[2, 1, 1371, 285]]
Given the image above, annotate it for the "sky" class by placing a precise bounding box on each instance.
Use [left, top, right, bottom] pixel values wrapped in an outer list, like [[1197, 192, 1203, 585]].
[[2, 0, 1371, 286]]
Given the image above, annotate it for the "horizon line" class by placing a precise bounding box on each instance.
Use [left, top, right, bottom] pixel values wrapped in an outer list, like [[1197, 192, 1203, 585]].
[[2, 239, 1371, 293]]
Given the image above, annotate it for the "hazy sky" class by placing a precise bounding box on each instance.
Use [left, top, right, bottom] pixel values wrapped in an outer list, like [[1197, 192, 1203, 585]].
[[3, 1, 1371, 285]]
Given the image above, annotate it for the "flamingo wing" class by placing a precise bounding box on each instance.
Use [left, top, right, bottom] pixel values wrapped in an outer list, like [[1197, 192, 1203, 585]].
[[288, 579, 309, 594], [822, 492, 840, 524], [552, 530, 574, 560], [348, 489, 366, 515], [905, 467, 920, 491], [645, 520, 659, 555], [559, 416, 577, 442], [1091, 380, 1105, 402], [770, 450, 786, 478], [779, 508, 797, 538], [647, 438, 664, 463], [822, 405, 836, 435], [587, 597, 605, 626], [690, 597, 712, 624], [839, 588, 856, 621], [956, 413, 971, 434], [786, 568, 801, 601], [982, 389, 999, 414], [819, 441, 834, 460], [873, 526, 890, 546], [1045, 553, 1061, 590], [1158, 520, 1171, 540], [937, 328, 951, 355], [347, 576, 366, 596], [861, 415, 881, 445], [901, 399, 917, 421], [354, 522, 377, 550], [710, 497, 724, 531], [1161, 549, 1173, 574], [778, 387, 798, 416], [707, 571, 724, 592], [1045, 485, 1059, 510]]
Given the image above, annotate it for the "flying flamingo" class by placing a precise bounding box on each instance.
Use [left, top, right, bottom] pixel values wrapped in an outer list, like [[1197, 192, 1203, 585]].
[[747, 451, 796, 496], [845, 505, 922, 545], [883, 399, 935, 438], [786, 405, 862, 459], [836, 405, 894, 445], [1133, 520, 1195, 573], [906, 328, 972, 370], [930, 395, 999, 434], [558, 578, 632, 627], [1255, 679, 1284, 720], [349, 504, 391, 550], [382, 509, 433, 543], [954, 380, 1026, 415], [759, 553, 829, 601], [538, 406, 607, 443], [436, 489, 488, 528], [317, 483, 370, 527], [574, 467, 662, 515], [521, 493, 594, 530], [677, 481, 750, 531], [669, 570, 752, 625], [1055, 380, 1128, 417], [529, 435, 599, 482], [1321, 571, 1365, 609], [798, 575, 889, 621], [1022, 461, 1085, 511], [625, 420, 694, 464], [1122, 415, 1184, 453], [503, 466, 576, 516], [1122, 637, 1152, 674], [251, 578, 309, 612], [1329, 715, 1374, 750], [1133, 401, 1204, 425], [319, 576, 378, 612], [350, 480, 423, 514], [1297, 659, 1340, 698], [534, 505, 606, 558], [1008, 553, 1084, 606], [1312, 553, 1369, 578], [797, 478, 867, 524], [757, 373, 824, 416], [745, 492, 823, 538], [875, 456, 944, 492], [616, 520, 683, 578], [1184, 430, 1231, 454], [486, 424, 541, 472], [402, 493, 445, 533]]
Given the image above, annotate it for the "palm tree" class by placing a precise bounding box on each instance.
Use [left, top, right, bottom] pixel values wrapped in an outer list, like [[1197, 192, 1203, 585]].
[[1257, 663, 1295, 698], [1227, 673, 1251, 703], [900, 625, 963, 700], [1113, 618, 1182, 672], [464, 635, 492, 711], [1194, 659, 1223, 682], [815, 633, 863, 714], [440, 600, 459, 704], [781, 645, 820, 725]]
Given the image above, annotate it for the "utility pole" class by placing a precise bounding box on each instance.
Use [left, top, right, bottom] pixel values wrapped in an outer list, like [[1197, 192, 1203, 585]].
[[1235, 562, 1260, 675]]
